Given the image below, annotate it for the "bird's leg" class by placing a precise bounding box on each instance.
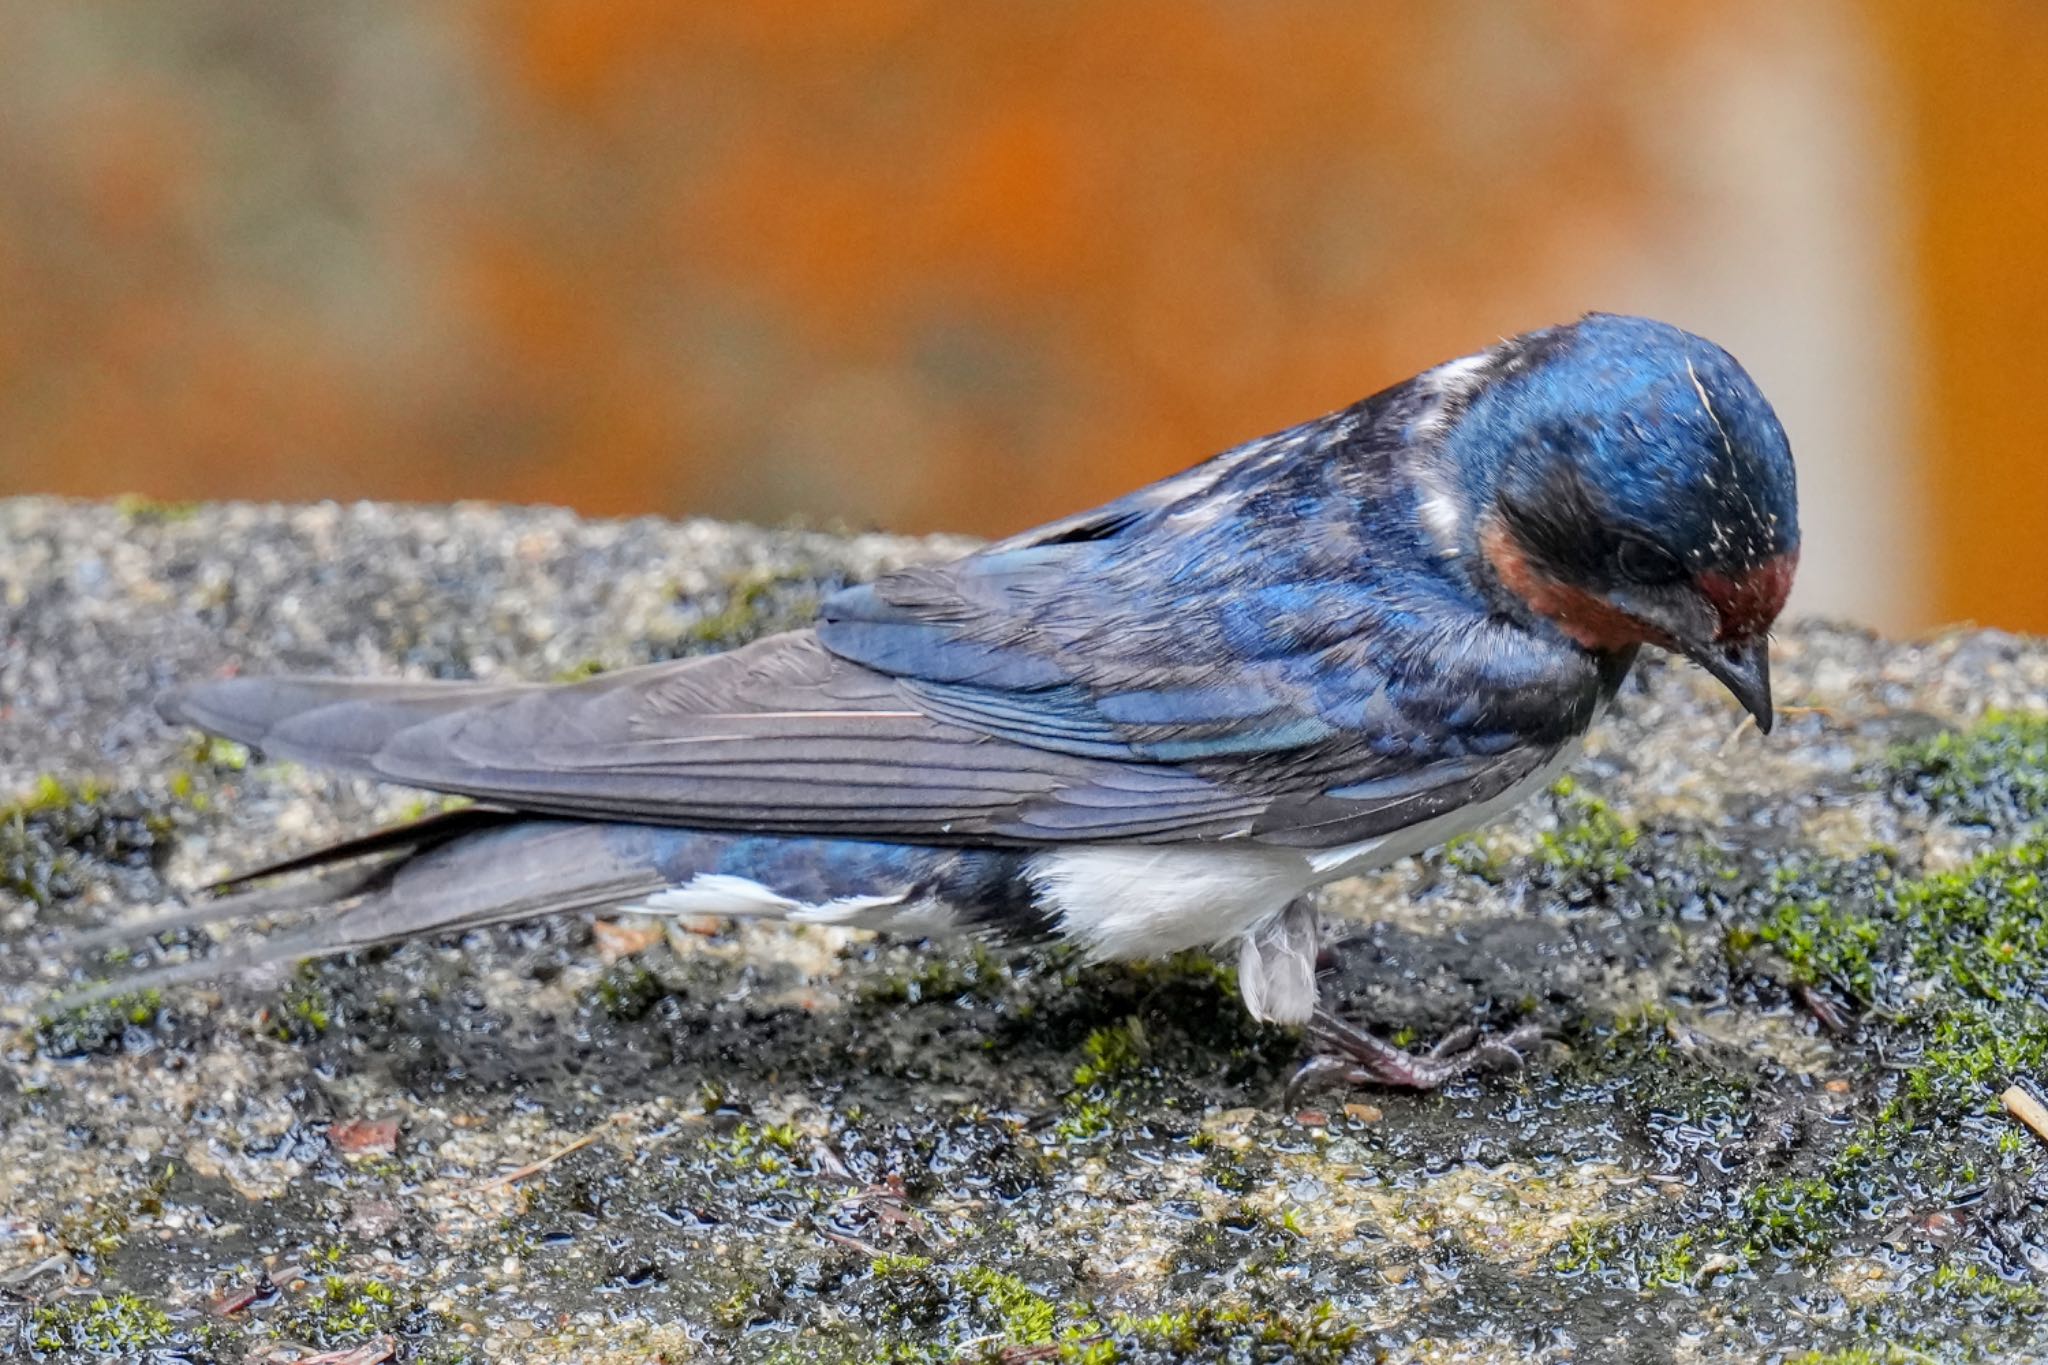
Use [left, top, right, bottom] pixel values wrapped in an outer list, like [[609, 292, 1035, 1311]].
[[1289, 1006, 1547, 1096], [1241, 896, 1547, 1095], [1237, 895, 1322, 1025]]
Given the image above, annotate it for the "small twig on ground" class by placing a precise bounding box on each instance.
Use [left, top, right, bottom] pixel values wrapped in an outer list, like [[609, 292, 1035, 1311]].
[[1793, 980, 1856, 1035], [820, 1228, 882, 1257], [809, 1141, 856, 1183], [0, 1254, 76, 1289], [2002, 1084, 2048, 1148], [210, 1280, 271, 1316], [276, 1340, 396, 1365], [479, 1112, 634, 1189]]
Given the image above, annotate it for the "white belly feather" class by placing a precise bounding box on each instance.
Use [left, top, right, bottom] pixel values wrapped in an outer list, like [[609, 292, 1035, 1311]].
[[1030, 737, 1586, 963], [1025, 843, 1315, 961], [630, 739, 1587, 1022]]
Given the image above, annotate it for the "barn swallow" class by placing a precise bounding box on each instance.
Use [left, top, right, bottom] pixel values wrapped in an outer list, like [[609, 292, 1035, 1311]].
[[117, 312, 1798, 1089]]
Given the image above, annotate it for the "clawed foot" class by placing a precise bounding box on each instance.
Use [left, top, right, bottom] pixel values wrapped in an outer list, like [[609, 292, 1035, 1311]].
[[1288, 1007, 1548, 1097]]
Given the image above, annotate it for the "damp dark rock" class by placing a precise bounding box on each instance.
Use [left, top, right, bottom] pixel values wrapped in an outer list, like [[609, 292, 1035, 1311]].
[[3, 497, 2047, 1362]]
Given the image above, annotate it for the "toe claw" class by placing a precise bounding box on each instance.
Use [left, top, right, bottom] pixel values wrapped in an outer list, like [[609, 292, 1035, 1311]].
[[1286, 1054, 1367, 1104], [1297, 1008, 1549, 1093], [1467, 1023, 1548, 1073], [1426, 1024, 1480, 1059]]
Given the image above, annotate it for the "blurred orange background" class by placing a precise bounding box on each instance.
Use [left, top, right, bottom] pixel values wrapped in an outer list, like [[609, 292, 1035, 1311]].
[[0, 2, 2041, 633]]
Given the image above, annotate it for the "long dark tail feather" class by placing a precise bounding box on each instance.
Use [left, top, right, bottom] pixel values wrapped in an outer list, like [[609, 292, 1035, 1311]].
[[156, 674, 531, 772], [50, 819, 671, 1012], [61, 806, 526, 951], [60, 859, 398, 954], [51, 805, 1022, 1015], [208, 804, 527, 891]]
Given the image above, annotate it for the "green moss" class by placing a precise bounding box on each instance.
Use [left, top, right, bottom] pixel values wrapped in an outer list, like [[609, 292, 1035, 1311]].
[[165, 738, 249, 810], [1509, 777, 1743, 921], [861, 943, 1007, 1007], [269, 968, 335, 1041], [12, 773, 102, 813], [1053, 1096, 1117, 1143], [1442, 831, 1509, 882], [1896, 843, 2048, 1006], [1550, 1219, 1617, 1277], [49, 1163, 176, 1264], [186, 734, 250, 772], [673, 567, 846, 655], [1535, 776, 1640, 880], [872, 1253, 934, 1276], [2, 773, 180, 911], [30, 1292, 174, 1353], [1071, 1019, 1146, 1088], [716, 1121, 803, 1176], [1742, 886, 1886, 1000], [392, 793, 475, 825], [36, 989, 163, 1060], [112, 493, 200, 523], [838, 1259, 1110, 1361], [1924, 1262, 2046, 1317], [267, 1267, 460, 1350], [313, 1274, 398, 1335], [1543, 827, 2048, 1345], [1553, 1211, 1729, 1292], [1662, 834, 2048, 1291], [957, 1266, 1059, 1345], [1116, 1301, 1360, 1363], [592, 961, 664, 1020], [1738, 1174, 1856, 1259], [1894, 710, 2048, 830], [552, 657, 610, 681], [1053, 1018, 1150, 1142]]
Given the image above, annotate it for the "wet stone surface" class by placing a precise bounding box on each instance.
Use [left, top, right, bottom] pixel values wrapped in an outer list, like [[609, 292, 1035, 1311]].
[[2, 497, 2047, 1363]]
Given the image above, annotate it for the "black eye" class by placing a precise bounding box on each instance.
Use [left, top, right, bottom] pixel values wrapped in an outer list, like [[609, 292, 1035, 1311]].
[[1614, 536, 1686, 585]]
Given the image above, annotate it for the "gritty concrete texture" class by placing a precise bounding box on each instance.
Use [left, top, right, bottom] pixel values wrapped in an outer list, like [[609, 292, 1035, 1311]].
[[2, 496, 2046, 1364]]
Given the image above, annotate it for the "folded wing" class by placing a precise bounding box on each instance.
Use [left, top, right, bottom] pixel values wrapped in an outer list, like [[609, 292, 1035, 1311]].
[[161, 632, 1268, 843], [164, 399, 1604, 850]]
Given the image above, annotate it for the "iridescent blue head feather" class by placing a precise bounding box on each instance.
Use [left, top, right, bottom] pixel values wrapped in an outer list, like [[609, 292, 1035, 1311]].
[[1441, 313, 1799, 727]]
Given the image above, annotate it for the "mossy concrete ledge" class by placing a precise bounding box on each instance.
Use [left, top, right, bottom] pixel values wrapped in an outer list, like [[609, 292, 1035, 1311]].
[[3, 497, 2048, 1364]]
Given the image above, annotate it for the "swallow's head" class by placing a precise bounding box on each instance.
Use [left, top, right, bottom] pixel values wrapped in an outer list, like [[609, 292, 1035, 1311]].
[[1445, 313, 1799, 730]]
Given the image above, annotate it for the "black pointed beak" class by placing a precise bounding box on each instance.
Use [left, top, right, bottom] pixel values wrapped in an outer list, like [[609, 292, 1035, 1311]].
[[1681, 635, 1774, 732], [1604, 585, 1777, 733]]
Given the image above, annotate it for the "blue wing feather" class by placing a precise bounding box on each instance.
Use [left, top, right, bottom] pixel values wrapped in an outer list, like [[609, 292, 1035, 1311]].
[[809, 387, 1616, 848], [172, 383, 1614, 851]]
